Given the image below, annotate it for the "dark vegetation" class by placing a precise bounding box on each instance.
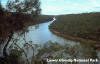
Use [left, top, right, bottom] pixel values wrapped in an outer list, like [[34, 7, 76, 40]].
[[50, 12, 100, 43], [0, 0, 53, 64], [1, 40, 97, 64], [37, 41, 97, 59]]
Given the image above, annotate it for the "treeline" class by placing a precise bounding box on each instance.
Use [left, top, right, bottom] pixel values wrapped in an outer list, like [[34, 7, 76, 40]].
[[50, 12, 100, 42]]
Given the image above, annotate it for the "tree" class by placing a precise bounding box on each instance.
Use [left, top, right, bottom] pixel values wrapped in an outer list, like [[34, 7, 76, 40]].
[[0, 0, 4, 14], [6, 0, 41, 15], [31, 0, 41, 15], [1, 0, 41, 59]]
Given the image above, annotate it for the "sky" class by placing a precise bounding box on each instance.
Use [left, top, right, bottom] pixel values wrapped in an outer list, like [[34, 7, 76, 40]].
[[1, 0, 100, 15]]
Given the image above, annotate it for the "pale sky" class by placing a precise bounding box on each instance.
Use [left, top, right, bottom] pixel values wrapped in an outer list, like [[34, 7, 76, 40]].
[[1, 0, 100, 15]]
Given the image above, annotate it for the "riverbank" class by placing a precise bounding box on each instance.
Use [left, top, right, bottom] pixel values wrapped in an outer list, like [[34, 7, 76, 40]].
[[49, 12, 100, 49]]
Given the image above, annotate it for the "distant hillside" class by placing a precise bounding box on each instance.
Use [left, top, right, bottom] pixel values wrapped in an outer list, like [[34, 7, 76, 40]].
[[49, 12, 100, 42]]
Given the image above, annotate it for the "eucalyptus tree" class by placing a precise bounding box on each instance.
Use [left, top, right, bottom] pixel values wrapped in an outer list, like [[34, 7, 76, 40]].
[[6, 0, 41, 15], [2, 0, 41, 59]]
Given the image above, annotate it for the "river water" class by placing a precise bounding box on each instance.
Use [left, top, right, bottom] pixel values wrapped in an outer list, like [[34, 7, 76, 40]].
[[25, 17, 79, 45]]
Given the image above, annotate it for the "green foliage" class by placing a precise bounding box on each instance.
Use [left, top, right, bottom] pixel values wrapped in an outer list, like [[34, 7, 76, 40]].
[[80, 40, 97, 58], [37, 41, 97, 59], [0, 49, 23, 64], [1, 39, 97, 64], [50, 12, 100, 41], [6, 0, 41, 15], [8, 49, 23, 64]]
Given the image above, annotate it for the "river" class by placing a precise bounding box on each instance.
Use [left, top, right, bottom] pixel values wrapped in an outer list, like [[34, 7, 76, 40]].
[[6, 17, 99, 64], [25, 17, 79, 45], [11, 17, 79, 47]]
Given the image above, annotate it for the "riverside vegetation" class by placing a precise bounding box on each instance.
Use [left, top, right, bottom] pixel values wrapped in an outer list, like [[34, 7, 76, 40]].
[[1, 40, 97, 64], [49, 12, 100, 48]]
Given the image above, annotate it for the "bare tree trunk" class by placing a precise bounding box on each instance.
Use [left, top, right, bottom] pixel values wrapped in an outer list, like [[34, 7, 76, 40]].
[[3, 31, 13, 57]]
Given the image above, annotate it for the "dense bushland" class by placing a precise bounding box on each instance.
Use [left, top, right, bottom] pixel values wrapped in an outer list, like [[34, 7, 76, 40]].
[[50, 12, 100, 42]]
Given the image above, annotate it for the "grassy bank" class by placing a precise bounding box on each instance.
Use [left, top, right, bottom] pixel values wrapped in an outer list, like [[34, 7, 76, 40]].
[[49, 12, 100, 46]]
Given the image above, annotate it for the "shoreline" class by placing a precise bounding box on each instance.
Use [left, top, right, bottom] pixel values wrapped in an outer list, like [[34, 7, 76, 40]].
[[49, 27, 100, 50]]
